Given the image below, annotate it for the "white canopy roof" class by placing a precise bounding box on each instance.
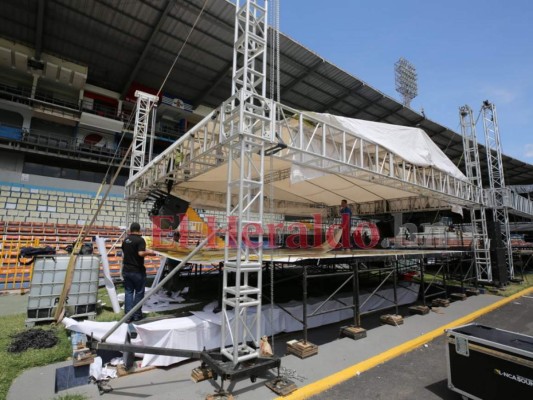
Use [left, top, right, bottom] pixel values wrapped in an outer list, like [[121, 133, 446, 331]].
[[303, 112, 467, 182], [168, 111, 469, 215]]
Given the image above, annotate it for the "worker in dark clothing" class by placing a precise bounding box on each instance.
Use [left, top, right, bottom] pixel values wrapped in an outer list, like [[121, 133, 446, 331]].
[[121, 222, 155, 323], [339, 199, 353, 248]]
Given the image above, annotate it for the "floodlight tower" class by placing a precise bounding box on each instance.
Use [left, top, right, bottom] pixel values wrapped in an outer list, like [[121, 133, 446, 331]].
[[394, 57, 418, 108]]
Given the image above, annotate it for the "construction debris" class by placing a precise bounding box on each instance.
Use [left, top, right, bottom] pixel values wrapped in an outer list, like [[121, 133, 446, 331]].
[[8, 328, 58, 353]]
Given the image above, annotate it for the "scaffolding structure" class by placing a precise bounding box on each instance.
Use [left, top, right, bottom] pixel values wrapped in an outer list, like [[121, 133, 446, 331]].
[[123, 0, 491, 369], [481, 101, 514, 279], [220, 0, 273, 364], [126, 90, 159, 227], [459, 105, 492, 282]]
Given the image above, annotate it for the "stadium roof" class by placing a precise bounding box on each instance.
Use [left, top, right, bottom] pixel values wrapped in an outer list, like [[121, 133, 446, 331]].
[[1, 0, 532, 185]]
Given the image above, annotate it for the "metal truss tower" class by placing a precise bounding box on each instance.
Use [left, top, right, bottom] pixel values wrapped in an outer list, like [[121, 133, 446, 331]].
[[481, 101, 514, 279], [220, 0, 274, 364], [126, 90, 159, 226], [459, 105, 492, 282]]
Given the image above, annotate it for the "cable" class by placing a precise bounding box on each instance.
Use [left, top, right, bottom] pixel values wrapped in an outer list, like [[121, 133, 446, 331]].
[[156, 0, 209, 99]]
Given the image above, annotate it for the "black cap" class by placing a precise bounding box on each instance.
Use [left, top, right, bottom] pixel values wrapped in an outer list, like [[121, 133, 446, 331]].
[[130, 222, 141, 232]]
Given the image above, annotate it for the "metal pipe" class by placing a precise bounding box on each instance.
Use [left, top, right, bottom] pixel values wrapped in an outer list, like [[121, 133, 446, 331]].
[[354, 261, 360, 326], [302, 264, 308, 343]]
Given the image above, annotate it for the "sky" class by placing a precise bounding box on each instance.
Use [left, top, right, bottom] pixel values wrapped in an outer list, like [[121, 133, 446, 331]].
[[279, 0, 533, 164]]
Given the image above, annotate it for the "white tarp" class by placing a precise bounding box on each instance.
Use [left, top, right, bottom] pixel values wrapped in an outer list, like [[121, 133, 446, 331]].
[[298, 112, 467, 182], [63, 282, 419, 367]]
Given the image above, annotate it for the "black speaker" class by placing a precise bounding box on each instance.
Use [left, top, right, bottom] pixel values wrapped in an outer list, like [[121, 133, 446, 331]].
[[486, 219, 508, 285], [491, 246, 508, 285], [486, 219, 503, 248], [150, 194, 189, 230]]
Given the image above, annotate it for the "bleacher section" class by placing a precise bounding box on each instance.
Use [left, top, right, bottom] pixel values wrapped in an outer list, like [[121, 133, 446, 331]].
[[0, 184, 159, 290], [0, 220, 161, 290], [0, 184, 152, 227]]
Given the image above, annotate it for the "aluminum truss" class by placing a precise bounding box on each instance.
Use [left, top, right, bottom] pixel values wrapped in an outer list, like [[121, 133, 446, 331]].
[[126, 90, 159, 226], [125, 99, 479, 209], [481, 101, 514, 279], [459, 105, 492, 282], [220, 0, 274, 365]]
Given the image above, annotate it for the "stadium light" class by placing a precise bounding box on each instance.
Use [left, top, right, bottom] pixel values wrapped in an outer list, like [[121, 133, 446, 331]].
[[394, 57, 418, 108]]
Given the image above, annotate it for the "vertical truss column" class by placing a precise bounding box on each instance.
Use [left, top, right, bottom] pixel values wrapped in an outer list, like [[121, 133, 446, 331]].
[[126, 90, 159, 226], [481, 101, 514, 279], [220, 0, 273, 365], [460, 105, 492, 282]]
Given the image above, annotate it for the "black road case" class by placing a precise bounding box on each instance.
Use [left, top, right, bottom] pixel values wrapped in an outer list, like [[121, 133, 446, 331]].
[[446, 323, 533, 400]]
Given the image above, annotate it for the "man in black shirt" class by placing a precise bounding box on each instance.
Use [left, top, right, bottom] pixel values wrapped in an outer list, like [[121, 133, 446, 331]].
[[121, 222, 155, 323]]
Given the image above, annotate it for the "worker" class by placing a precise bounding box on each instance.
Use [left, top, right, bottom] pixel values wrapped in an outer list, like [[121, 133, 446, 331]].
[[339, 199, 353, 248], [121, 222, 156, 323], [339, 199, 352, 219]]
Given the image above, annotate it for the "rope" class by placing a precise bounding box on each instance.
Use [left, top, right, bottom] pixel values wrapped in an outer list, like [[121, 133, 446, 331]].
[[99, 0, 209, 217]]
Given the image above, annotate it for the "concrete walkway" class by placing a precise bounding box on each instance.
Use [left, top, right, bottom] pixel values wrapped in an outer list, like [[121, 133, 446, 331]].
[[9, 289, 530, 400]]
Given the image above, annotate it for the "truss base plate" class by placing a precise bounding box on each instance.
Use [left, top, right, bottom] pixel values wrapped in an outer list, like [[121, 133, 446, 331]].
[[200, 351, 280, 382], [339, 325, 367, 340], [510, 278, 523, 283], [380, 314, 404, 326], [286, 340, 318, 359], [205, 393, 234, 400], [265, 377, 298, 396], [408, 305, 430, 315]]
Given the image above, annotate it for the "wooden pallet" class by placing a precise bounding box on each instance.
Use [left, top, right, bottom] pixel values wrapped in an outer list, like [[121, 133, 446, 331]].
[[339, 325, 367, 340], [116, 363, 157, 377], [191, 366, 213, 383], [432, 298, 450, 307], [465, 288, 480, 296], [451, 293, 467, 301], [408, 305, 430, 315], [265, 377, 298, 396], [380, 314, 404, 326], [286, 339, 318, 359]]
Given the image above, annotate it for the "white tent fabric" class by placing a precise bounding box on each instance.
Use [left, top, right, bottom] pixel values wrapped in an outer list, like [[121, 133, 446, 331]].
[[301, 112, 467, 182]]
